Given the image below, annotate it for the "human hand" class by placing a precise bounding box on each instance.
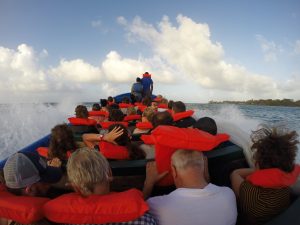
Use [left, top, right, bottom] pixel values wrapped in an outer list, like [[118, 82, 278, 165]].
[[47, 157, 62, 168], [145, 161, 168, 186], [103, 126, 124, 144]]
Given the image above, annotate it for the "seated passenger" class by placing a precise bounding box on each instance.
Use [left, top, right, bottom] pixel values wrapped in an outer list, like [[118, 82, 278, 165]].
[[3, 152, 62, 197], [193, 117, 217, 135], [158, 98, 168, 111], [108, 108, 125, 122], [230, 126, 300, 225], [47, 123, 76, 166], [107, 96, 115, 105], [100, 98, 109, 112], [133, 107, 155, 134], [68, 105, 98, 136], [88, 103, 106, 123], [83, 124, 146, 160], [172, 101, 196, 128], [151, 101, 158, 112], [151, 111, 174, 129], [144, 150, 237, 225], [92, 103, 101, 111], [65, 147, 157, 224]]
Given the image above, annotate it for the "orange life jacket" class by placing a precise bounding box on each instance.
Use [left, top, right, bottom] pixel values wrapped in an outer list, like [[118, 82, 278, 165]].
[[0, 185, 50, 224], [158, 103, 168, 109], [137, 105, 147, 112], [136, 122, 153, 130], [172, 110, 194, 122], [141, 126, 229, 186], [88, 110, 109, 117], [43, 189, 148, 224], [68, 117, 97, 126], [119, 103, 134, 109], [99, 141, 129, 160], [99, 121, 128, 129], [246, 165, 300, 188], [123, 114, 141, 122]]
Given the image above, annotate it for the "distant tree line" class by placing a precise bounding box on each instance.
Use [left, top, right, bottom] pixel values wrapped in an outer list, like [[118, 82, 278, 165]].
[[209, 99, 300, 107]]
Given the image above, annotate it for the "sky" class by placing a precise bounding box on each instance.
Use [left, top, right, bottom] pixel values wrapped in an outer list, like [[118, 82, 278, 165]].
[[0, 0, 299, 103]]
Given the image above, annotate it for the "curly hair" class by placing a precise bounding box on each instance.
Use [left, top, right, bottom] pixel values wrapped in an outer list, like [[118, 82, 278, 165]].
[[49, 124, 76, 160], [251, 125, 299, 172], [75, 105, 88, 118]]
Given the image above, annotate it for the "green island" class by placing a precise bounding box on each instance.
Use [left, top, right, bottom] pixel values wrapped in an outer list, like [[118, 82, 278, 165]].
[[209, 99, 300, 107]]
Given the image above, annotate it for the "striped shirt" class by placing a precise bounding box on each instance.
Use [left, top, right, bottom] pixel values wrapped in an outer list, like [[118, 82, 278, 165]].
[[239, 181, 291, 225]]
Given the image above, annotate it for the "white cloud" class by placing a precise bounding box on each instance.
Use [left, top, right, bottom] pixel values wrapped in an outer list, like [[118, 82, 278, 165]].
[[0, 44, 48, 93], [50, 59, 102, 83], [116, 16, 127, 26], [102, 51, 174, 83], [255, 34, 283, 62], [294, 40, 300, 55], [119, 15, 289, 97], [91, 20, 102, 28]]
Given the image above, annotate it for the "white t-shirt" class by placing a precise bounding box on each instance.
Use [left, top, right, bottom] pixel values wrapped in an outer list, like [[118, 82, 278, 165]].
[[147, 183, 237, 225]]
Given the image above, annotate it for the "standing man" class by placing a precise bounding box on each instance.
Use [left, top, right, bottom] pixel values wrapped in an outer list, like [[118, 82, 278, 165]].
[[131, 77, 143, 103], [141, 72, 153, 98]]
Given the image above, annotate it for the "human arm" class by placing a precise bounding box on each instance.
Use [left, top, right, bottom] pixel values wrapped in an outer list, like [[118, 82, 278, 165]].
[[230, 168, 255, 197], [83, 126, 124, 148], [47, 157, 62, 167], [143, 161, 168, 199], [150, 81, 153, 94]]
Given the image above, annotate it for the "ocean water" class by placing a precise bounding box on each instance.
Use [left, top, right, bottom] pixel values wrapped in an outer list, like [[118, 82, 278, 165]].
[[0, 103, 299, 163]]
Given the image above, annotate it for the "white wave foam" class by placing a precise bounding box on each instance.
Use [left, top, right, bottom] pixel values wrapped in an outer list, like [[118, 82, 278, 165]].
[[0, 103, 75, 160]]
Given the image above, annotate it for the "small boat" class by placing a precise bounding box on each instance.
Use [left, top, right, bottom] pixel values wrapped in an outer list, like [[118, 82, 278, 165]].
[[0, 92, 299, 225]]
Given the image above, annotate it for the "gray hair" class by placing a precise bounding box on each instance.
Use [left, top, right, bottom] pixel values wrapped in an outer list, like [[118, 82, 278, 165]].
[[67, 147, 110, 196], [171, 150, 204, 170]]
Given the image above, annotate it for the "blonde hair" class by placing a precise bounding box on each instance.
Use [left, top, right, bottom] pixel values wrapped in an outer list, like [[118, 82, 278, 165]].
[[160, 98, 168, 105], [67, 147, 110, 196], [142, 107, 155, 121], [171, 150, 204, 170]]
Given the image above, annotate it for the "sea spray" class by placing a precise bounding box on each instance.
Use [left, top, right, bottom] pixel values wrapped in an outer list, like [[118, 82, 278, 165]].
[[0, 103, 72, 160], [0, 103, 299, 164]]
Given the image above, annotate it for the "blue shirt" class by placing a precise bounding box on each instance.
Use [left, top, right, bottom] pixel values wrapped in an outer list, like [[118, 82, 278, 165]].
[[141, 77, 153, 93]]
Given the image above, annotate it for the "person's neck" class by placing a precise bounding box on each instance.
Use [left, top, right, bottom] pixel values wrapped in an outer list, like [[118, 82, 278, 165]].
[[176, 170, 208, 189], [93, 183, 110, 195]]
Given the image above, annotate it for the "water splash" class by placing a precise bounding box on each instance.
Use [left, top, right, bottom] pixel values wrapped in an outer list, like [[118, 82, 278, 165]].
[[0, 103, 73, 160]]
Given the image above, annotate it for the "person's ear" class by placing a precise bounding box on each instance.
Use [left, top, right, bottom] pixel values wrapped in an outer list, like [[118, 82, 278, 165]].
[[25, 185, 32, 194], [108, 168, 113, 182], [171, 165, 177, 178]]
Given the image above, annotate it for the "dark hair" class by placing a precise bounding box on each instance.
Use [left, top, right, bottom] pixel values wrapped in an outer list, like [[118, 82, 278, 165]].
[[75, 105, 88, 118], [193, 117, 217, 135], [122, 97, 130, 104], [108, 124, 145, 160], [100, 99, 108, 107], [136, 77, 141, 82], [142, 96, 152, 106], [109, 109, 124, 121], [168, 100, 174, 110], [107, 96, 114, 103], [107, 103, 119, 110], [92, 103, 101, 111], [49, 124, 76, 160], [151, 111, 174, 129], [251, 125, 299, 172], [172, 101, 186, 113]]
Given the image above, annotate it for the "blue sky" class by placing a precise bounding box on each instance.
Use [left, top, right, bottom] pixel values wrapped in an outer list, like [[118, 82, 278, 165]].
[[0, 0, 299, 103]]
